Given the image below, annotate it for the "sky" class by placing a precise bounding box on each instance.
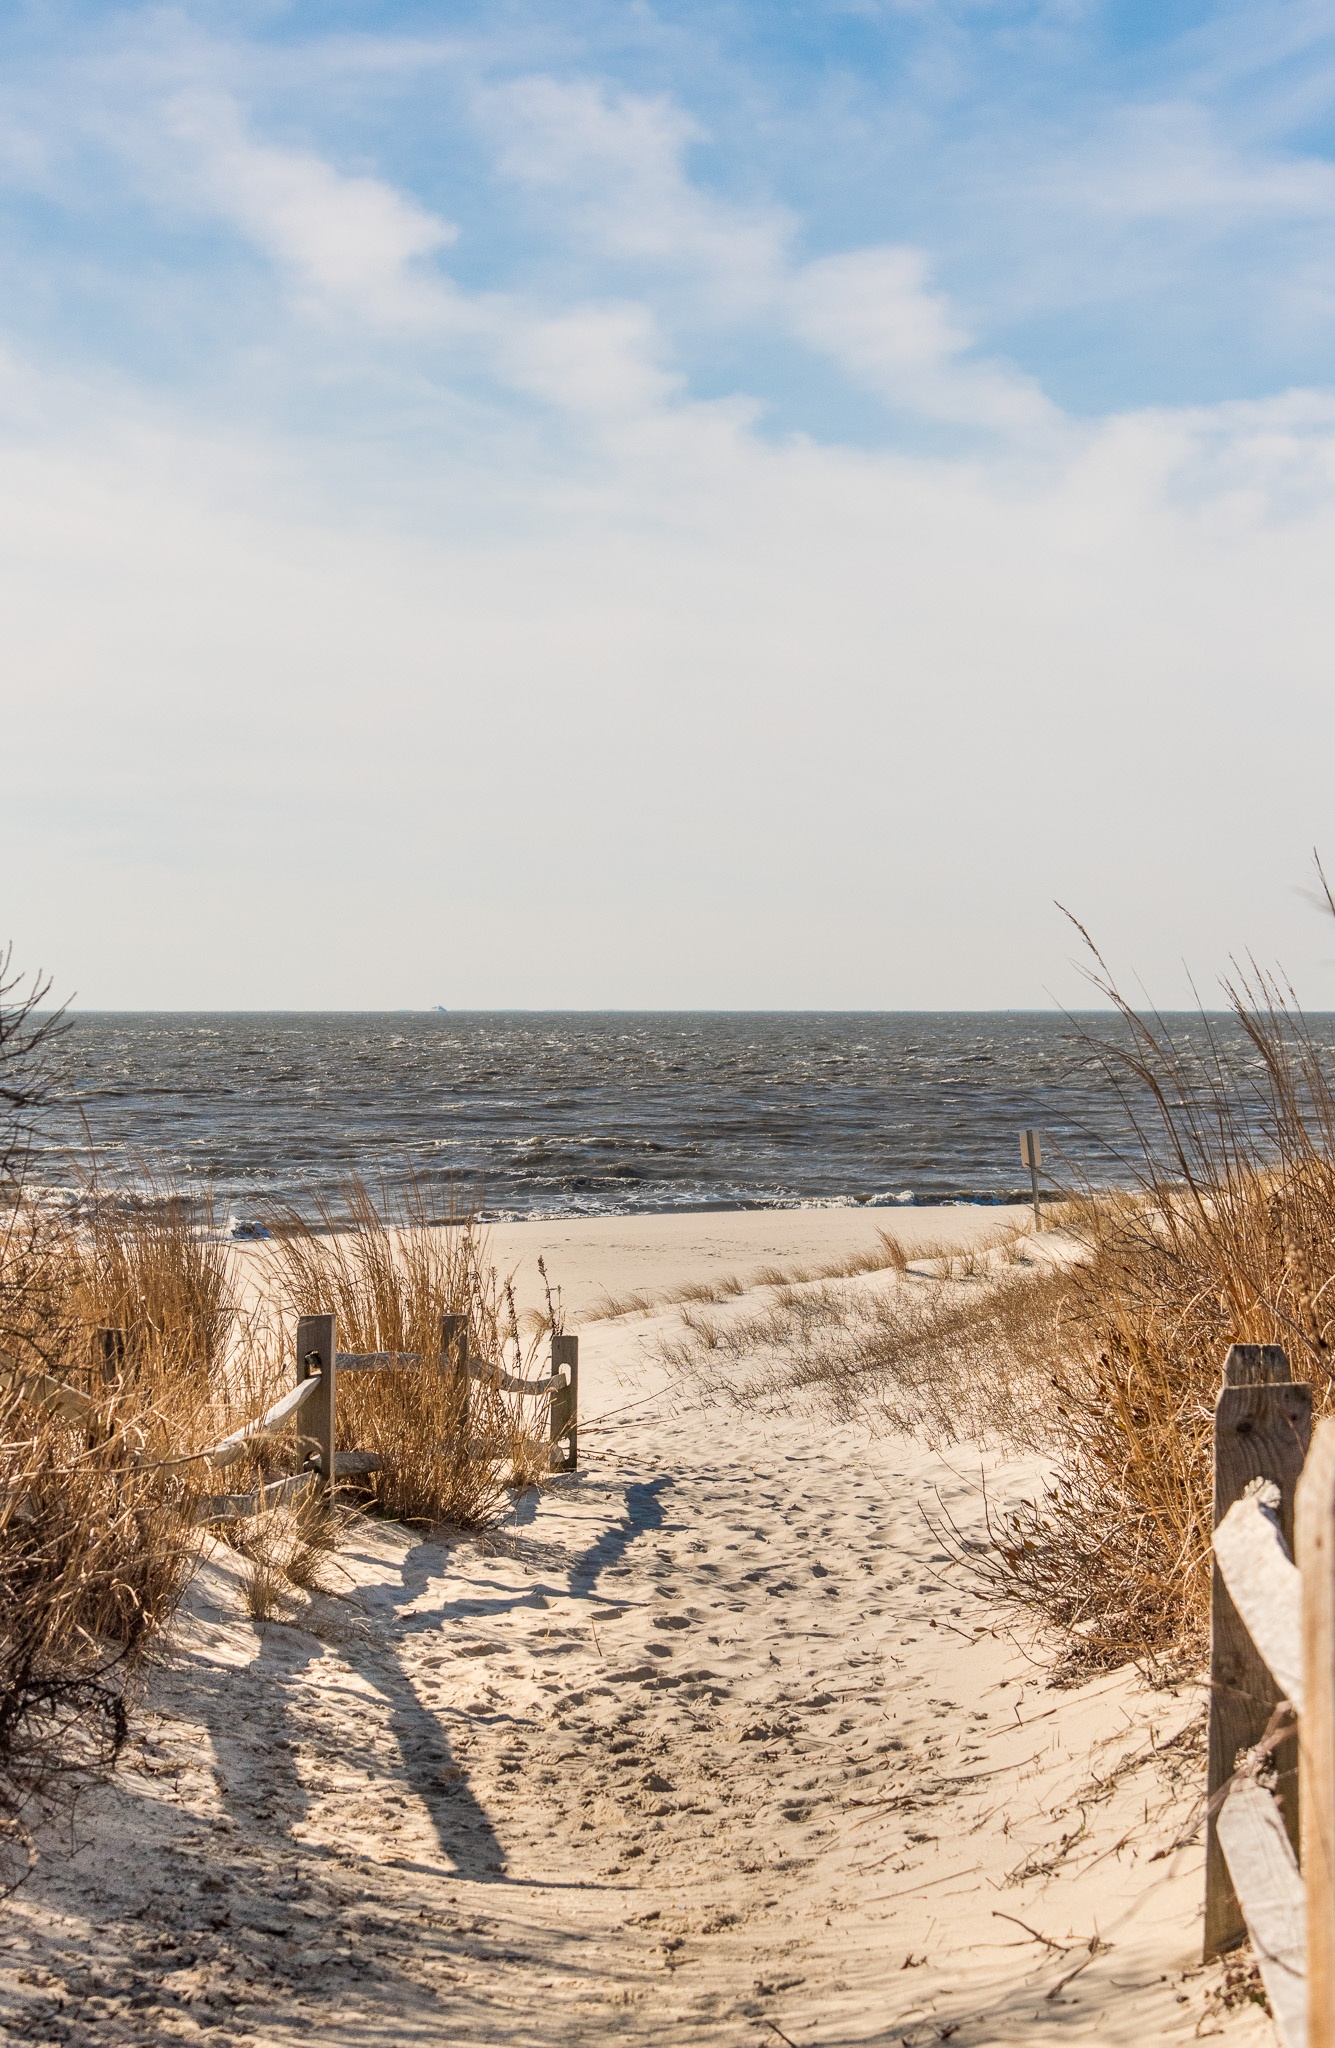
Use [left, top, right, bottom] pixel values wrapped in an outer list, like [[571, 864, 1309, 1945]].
[[6, 0, 1335, 1010]]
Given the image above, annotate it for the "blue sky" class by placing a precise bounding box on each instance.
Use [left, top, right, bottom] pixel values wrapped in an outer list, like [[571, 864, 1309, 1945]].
[[10, 1, 1335, 422], [6, 2, 1335, 1006]]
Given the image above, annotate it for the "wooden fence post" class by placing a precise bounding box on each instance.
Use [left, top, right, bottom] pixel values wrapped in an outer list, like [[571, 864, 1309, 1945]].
[[1206, 1343, 1312, 1960], [295, 1313, 337, 1490], [94, 1327, 128, 1386], [1300, 1417, 1335, 2047], [550, 1333, 578, 1472], [441, 1313, 470, 1435]]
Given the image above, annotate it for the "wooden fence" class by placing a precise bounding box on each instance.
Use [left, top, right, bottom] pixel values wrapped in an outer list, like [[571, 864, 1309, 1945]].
[[1206, 1341, 1335, 2048], [0, 1313, 578, 1525]]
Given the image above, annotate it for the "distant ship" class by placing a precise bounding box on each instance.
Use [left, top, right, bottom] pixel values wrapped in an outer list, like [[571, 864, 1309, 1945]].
[[435, 1006, 448, 1013]]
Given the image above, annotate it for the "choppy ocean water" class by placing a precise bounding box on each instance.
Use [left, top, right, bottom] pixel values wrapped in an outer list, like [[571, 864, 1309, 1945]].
[[24, 1009, 1304, 1226]]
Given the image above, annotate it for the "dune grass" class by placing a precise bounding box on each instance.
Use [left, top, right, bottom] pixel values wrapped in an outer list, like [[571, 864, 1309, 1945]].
[[0, 1166, 561, 1861], [257, 1177, 555, 1525], [0, 1186, 259, 1874], [585, 1226, 938, 1323], [657, 960, 1335, 1674]]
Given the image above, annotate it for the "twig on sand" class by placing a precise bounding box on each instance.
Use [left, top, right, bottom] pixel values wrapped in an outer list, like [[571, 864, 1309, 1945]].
[[1045, 1934, 1111, 2001], [758, 2021, 799, 2047], [990, 1910, 1070, 1953]]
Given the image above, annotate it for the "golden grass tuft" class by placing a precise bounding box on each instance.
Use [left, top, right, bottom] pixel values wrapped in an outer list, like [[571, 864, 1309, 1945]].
[[258, 1178, 553, 1526], [0, 1172, 291, 1856], [221, 1494, 348, 1621]]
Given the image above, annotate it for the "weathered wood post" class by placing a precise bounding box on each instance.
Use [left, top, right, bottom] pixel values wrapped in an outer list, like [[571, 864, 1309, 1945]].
[[441, 1313, 470, 1437], [295, 1313, 337, 1490], [1299, 1417, 1335, 2046], [1019, 1130, 1043, 1232], [550, 1332, 578, 1472], [1206, 1343, 1312, 1959], [94, 1327, 128, 1386]]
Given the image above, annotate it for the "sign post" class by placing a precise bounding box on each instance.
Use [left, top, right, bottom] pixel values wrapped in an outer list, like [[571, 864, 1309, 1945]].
[[1020, 1129, 1043, 1231]]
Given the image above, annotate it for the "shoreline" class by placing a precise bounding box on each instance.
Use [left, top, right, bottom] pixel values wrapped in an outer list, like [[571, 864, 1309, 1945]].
[[230, 1199, 1044, 1322]]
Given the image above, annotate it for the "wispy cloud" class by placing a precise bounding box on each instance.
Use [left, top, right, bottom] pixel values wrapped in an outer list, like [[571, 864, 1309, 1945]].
[[160, 90, 459, 319], [788, 246, 1058, 435], [2, 3, 1335, 1004]]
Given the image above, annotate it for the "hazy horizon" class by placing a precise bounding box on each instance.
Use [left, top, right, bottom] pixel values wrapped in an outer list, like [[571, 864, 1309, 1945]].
[[51, 1003, 1254, 1016]]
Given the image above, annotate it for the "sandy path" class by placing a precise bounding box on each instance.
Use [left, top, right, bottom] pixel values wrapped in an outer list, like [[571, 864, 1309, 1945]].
[[0, 1239, 1271, 2046]]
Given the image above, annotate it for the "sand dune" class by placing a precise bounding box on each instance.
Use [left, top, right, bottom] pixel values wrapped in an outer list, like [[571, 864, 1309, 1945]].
[[0, 1210, 1271, 2045]]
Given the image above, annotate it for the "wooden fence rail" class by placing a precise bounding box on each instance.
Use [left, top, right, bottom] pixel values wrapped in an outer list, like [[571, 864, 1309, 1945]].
[[1206, 1342, 1335, 2048], [0, 1312, 578, 1525]]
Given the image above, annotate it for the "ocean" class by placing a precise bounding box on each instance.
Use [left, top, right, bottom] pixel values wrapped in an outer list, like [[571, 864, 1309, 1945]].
[[25, 1008, 1293, 1226]]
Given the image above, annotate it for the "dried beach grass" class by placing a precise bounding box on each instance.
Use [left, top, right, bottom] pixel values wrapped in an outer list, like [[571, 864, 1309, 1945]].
[[659, 1247, 1070, 1447], [0, 1378, 205, 1874], [222, 1494, 347, 1621], [587, 1227, 917, 1323], [657, 937, 1335, 1672], [258, 1178, 552, 1526], [0, 1077, 287, 1862]]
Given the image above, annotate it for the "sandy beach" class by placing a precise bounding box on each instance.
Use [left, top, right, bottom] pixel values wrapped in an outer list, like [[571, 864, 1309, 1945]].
[[483, 1204, 1039, 1321], [0, 1206, 1268, 2046]]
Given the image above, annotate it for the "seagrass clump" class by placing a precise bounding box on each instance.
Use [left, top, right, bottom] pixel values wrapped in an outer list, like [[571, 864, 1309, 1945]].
[[259, 1178, 552, 1526]]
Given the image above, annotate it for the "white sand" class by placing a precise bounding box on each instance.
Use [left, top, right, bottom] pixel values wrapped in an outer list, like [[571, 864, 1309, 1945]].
[[0, 1209, 1270, 2046], [481, 1203, 1037, 1319]]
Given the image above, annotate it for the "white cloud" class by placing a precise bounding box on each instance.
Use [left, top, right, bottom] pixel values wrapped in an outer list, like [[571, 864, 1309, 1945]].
[[496, 302, 682, 420], [158, 89, 460, 323], [8, 20, 1335, 1004], [788, 247, 1060, 434], [483, 75, 791, 316], [1069, 102, 1335, 223], [5, 332, 1335, 1008]]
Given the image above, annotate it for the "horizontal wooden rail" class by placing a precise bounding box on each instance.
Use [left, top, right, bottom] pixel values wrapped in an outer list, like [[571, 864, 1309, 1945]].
[[336, 1347, 561, 1396], [1204, 1345, 1335, 2048], [203, 1373, 322, 1471], [0, 1350, 93, 1424], [471, 1362, 562, 1396], [1216, 1776, 1307, 2047], [199, 1469, 316, 1523], [335, 1351, 421, 1373], [1213, 1483, 1305, 1712]]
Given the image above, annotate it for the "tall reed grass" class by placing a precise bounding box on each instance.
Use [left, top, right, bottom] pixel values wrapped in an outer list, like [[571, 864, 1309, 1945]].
[[0, 1185, 255, 1872], [988, 956, 1335, 1668], [258, 1178, 553, 1525], [0, 948, 299, 1862]]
